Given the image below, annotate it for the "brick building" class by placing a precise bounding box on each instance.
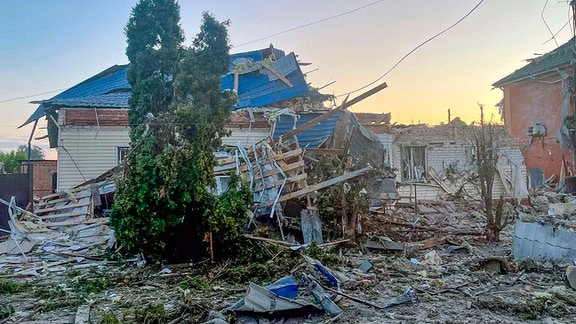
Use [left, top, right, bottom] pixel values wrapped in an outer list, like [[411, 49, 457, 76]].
[[20, 160, 57, 197], [493, 37, 576, 182]]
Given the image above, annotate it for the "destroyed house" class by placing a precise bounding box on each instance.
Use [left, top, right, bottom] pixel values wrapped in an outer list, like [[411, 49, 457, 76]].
[[20, 46, 383, 191], [390, 123, 528, 202], [493, 37, 576, 184]]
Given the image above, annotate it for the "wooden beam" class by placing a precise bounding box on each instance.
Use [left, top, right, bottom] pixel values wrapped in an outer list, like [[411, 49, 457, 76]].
[[234, 69, 239, 93], [263, 64, 293, 87], [253, 173, 308, 192], [36, 201, 91, 214], [258, 166, 373, 207], [40, 211, 91, 220], [280, 82, 388, 140], [45, 218, 109, 228]]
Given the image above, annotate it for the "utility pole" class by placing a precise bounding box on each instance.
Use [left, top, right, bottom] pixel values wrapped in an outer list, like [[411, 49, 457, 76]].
[[571, 1, 576, 166], [447, 108, 451, 123]]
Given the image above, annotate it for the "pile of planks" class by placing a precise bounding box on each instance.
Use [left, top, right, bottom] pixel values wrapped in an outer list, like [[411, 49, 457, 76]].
[[33, 179, 114, 228]]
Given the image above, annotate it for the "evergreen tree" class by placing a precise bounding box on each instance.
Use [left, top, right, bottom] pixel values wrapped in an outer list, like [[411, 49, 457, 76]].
[[125, 0, 184, 141], [112, 7, 251, 261]]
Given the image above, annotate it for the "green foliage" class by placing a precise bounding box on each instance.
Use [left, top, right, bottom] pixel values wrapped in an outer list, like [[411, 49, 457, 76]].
[[312, 157, 371, 237], [17, 144, 44, 160], [0, 304, 14, 320], [0, 149, 26, 173], [125, 0, 184, 141], [0, 280, 28, 294], [179, 275, 210, 291], [306, 242, 340, 267], [134, 303, 166, 323], [100, 312, 121, 324], [112, 9, 250, 262]]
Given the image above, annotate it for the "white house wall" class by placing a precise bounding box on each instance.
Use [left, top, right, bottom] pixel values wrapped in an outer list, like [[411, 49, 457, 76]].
[[57, 126, 130, 190], [392, 141, 527, 202]]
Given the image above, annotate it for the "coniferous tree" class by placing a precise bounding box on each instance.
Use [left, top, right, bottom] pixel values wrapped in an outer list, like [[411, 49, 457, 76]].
[[112, 6, 251, 261], [125, 0, 184, 141]]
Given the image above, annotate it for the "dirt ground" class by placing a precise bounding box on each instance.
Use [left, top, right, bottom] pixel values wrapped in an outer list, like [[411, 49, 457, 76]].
[[1, 203, 576, 323]]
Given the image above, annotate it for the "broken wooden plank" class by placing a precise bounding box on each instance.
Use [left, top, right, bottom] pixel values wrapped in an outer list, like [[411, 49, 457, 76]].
[[263, 63, 293, 87], [44, 217, 109, 227], [280, 82, 387, 140], [35, 193, 92, 207], [253, 173, 308, 192], [253, 160, 305, 180], [258, 166, 373, 207], [36, 201, 91, 214], [40, 210, 91, 220]]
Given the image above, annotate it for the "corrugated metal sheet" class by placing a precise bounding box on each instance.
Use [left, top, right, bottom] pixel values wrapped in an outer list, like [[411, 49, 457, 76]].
[[222, 127, 271, 148], [57, 127, 130, 190], [345, 112, 385, 167], [42, 92, 130, 109], [23, 48, 310, 127], [272, 112, 343, 148], [513, 221, 576, 261], [221, 53, 309, 109], [22, 65, 129, 126], [493, 37, 575, 87]]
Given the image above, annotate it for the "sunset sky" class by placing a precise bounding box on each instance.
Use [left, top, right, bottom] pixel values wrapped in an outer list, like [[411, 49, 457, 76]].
[[1, 0, 575, 158]]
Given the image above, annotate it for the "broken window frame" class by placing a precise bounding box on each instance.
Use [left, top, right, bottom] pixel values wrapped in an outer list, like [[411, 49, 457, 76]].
[[400, 146, 426, 182], [116, 146, 130, 165]]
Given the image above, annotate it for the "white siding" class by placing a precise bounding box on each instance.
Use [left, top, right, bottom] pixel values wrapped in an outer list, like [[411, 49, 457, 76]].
[[222, 128, 271, 147], [57, 126, 130, 190], [376, 133, 393, 166]]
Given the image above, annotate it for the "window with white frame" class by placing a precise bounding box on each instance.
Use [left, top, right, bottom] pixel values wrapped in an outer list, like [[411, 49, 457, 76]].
[[116, 147, 130, 165], [401, 146, 426, 181]]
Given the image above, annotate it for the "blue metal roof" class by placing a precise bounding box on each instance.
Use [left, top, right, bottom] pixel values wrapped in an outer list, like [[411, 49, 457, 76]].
[[272, 112, 343, 149], [21, 65, 129, 127], [21, 48, 310, 127], [39, 92, 131, 109], [221, 52, 309, 110]]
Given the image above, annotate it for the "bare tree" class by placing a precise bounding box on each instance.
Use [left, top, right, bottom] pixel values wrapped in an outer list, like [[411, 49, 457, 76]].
[[474, 104, 510, 241]]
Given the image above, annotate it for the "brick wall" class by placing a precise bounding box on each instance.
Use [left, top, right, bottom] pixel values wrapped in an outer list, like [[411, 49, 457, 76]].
[[30, 160, 57, 197], [504, 80, 574, 179], [64, 109, 129, 127]]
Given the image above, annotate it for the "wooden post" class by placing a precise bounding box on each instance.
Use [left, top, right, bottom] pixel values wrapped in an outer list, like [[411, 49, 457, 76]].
[[209, 231, 214, 262]]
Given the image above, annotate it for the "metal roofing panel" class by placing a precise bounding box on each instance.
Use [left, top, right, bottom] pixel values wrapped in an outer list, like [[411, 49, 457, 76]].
[[21, 65, 129, 127], [493, 37, 575, 87], [513, 221, 576, 261], [44, 92, 131, 109], [221, 53, 309, 109], [22, 49, 309, 127], [272, 112, 343, 149]]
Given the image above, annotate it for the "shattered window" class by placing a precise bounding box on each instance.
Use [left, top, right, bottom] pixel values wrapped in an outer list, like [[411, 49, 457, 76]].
[[116, 147, 129, 165], [401, 146, 426, 181], [465, 145, 476, 164]]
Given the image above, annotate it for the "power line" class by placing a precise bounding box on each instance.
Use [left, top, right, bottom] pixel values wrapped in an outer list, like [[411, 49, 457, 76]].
[[1, 0, 385, 106], [541, 0, 559, 47], [336, 0, 485, 97], [232, 0, 386, 48], [0, 89, 66, 104]]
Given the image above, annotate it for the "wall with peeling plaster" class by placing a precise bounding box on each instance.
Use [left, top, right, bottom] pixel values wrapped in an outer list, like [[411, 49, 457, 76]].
[[503, 80, 574, 180]]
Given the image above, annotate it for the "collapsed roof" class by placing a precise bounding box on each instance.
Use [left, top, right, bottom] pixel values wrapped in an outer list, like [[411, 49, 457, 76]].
[[20, 46, 314, 128]]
